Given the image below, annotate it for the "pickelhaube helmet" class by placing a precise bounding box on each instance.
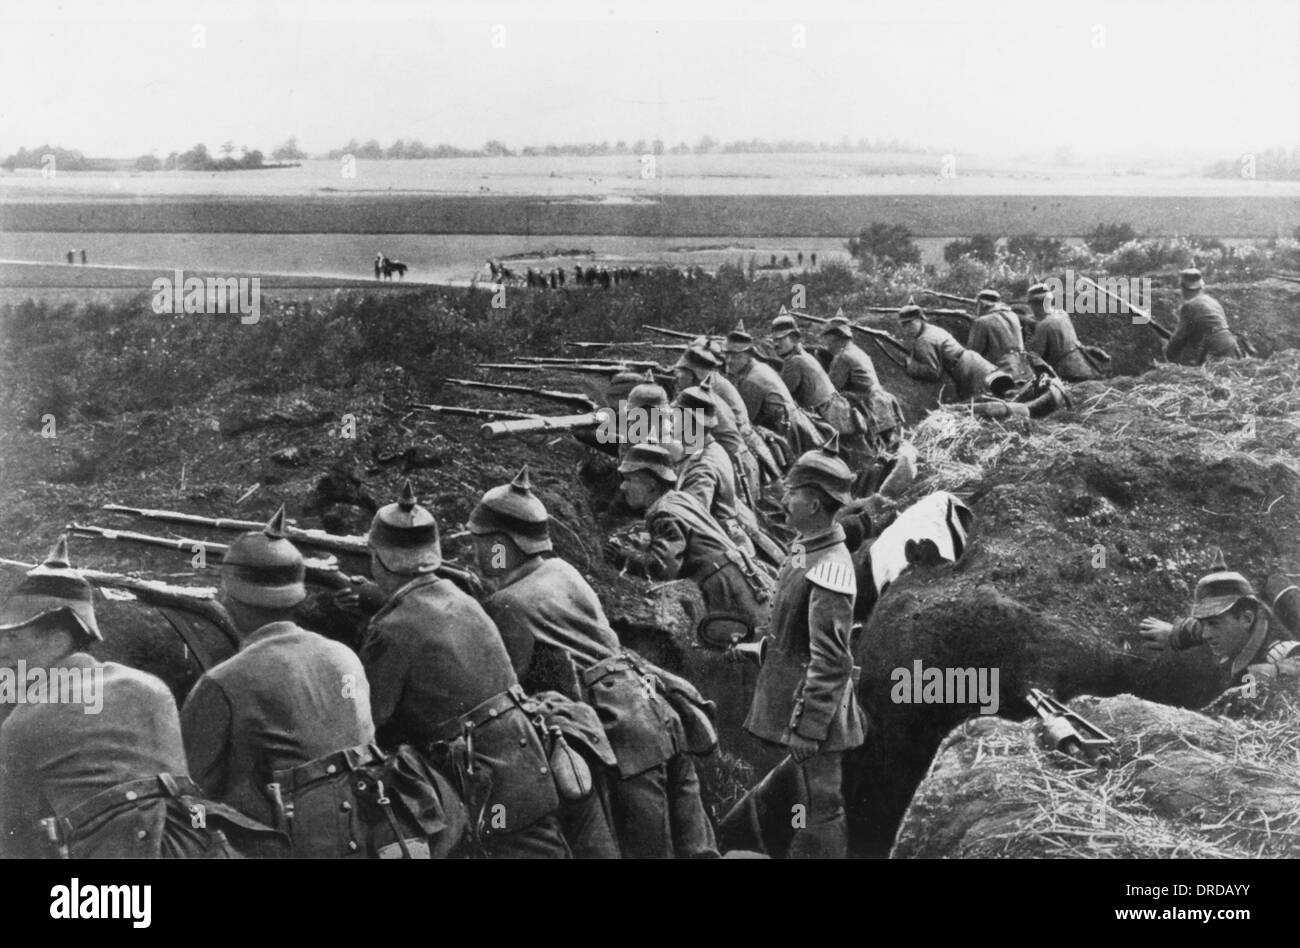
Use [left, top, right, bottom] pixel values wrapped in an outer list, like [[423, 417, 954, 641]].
[[675, 384, 719, 429], [725, 319, 755, 354], [468, 466, 552, 555], [976, 289, 1001, 305], [1026, 282, 1050, 301], [0, 535, 101, 643], [1190, 548, 1255, 619], [628, 370, 669, 410], [607, 369, 647, 402], [1179, 265, 1204, 290], [368, 479, 442, 574], [221, 506, 308, 609], [897, 297, 926, 323], [617, 442, 678, 484], [673, 345, 722, 378], [770, 313, 800, 339], [822, 316, 854, 340], [786, 434, 854, 506]]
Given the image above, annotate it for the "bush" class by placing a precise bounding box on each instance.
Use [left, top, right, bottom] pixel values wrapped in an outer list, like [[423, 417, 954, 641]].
[[943, 234, 999, 266], [1085, 222, 1139, 255], [1005, 234, 1068, 271], [847, 224, 921, 267]]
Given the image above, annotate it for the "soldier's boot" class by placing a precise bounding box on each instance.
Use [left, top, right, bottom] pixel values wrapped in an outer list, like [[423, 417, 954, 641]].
[[666, 753, 719, 858], [787, 751, 848, 860]]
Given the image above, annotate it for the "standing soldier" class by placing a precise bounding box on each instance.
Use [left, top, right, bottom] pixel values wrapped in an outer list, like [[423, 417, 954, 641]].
[[359, 480, 568, 858], [966, 289, 1031, 382], [1165, 266, 1243, 365], [180, 508, 379, 856], [898, 302, 1013, 401], [821, 317, 902, 449], [1138, 551, 1298, 692], [731, 439, 866, 858], [0, 538, 271, 858], [1027, 283, 1101, 381], [470, 469, 718, 858]]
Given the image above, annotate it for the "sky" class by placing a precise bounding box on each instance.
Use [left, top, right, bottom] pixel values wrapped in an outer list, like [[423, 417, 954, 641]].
[[1, 0, 1297, 162]]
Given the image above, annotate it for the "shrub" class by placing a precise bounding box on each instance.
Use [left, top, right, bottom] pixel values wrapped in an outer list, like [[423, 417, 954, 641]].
[[847, 224, 921, 267], [1085, 222, 1139, 255], [943, 234, 999, 266]]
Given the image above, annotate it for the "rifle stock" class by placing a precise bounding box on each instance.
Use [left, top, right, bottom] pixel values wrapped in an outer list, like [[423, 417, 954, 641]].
[[1078, 276, 1174, 341], [480, 410, 610, 441]]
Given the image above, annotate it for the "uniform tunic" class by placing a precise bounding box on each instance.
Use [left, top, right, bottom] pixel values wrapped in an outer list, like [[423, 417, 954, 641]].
[[484, 556, 717, 858], [1166, 292, 1241, 365], [905, 323, 1000, 400], [827, 341, 895, 433], [1028, 310, 1098, 381], [967, 308, 1025, 370], [360, 572, 562, 846], [181, 621, 375, 830], [780, 345, 839, 412], [1170, 612, 1299, 684], [0, 656, 213, 858], [730, 358, 796, 434]]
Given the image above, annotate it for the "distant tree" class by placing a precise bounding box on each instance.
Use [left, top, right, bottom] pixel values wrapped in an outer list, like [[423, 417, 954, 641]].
[[1085, 222, 1139, 254], [356, 139, 384, 159], [943, 234, 999, 265], [694, 134, 720, 154], [847, 223, 921, 266], [1005, 234, 1066, 270], [483, 139, 513, 157], [632, 139, 648, 155], [135, 154, 161, 171], [220, 140, 235, 158], [272, 136, 307, 161]]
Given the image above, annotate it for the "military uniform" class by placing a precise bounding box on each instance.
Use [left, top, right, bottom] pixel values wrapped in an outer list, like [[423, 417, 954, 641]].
[[484, 556, 717, 858], [826, 338, 899, 439], [967, 307, 1028, 377], [1166, 293, 1241, 365], [181, 621, 376, 832], [1167, 613, 1299, 685], [744, 521, 865, 858], [1029, 310, 1099, 381], [904, 321, 1003, 401], [779, 343, 860, 437]]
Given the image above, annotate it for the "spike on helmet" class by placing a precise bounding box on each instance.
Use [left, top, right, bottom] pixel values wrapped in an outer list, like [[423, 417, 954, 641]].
[[628, 370, 669, 409], [0, 534, 102, 642], [897, 301, 925, 322], [673, 345, 721, 377], [368, 478, 442, 574], [770, 314, 800, 338], [468, 465, 552, 555], [221, 507, 308, 609]]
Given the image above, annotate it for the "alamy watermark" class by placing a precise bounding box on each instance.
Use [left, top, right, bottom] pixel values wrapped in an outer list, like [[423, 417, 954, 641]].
[[594, 405, 707, 453], [1043, 270, 1151, 323], [151, 269, 261, 324], [890, 660, 1000, 715], [0, 662, 104, 714]]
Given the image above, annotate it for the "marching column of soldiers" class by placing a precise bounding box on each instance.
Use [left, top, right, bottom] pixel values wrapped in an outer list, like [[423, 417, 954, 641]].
[[0, 264, 1286, 860]]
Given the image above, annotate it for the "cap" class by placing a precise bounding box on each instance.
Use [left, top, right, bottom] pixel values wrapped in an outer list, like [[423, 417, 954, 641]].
[[786, 434, 854, 506], [368, 479, 442, 574], [897, 302, 926, 322], [468, 466, 552, 555], [1026, 282, 1050, 300], [770, 314, 800, 339], [0, 535, 101, 643], [977, 289, 1001, 304], [725, 319, 755, 353], [673, 345, 722, 377], [1180, 266, 1204, 290], [617, 442, 678, 484], [822, 318, 853, 340], [675, 385, 719, 428], [221, 506, 308, 609], [1190, 549, 1254, 619]]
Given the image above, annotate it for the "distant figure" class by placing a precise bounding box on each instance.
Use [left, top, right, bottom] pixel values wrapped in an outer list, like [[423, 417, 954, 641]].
[[557, 267, 565, 286], [65, 250, 74, 264], [797, 251, 803, 266], [381, 258, 408, 281], [487, 259, 500, 280], [375, 253, 385, 280], [79, 249, 87, 265], [781, 255, 792, 268], [811, 252, 817, 267], [770, 253, 776, 266]]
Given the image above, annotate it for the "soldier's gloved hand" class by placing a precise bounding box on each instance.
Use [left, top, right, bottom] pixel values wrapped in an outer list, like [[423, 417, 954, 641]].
[[788, 733, 821, 763], [1138, 618, 1175, 654]]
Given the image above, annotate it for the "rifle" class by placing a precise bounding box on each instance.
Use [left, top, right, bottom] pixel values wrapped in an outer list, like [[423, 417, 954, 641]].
[[477, 362, 626, 377], [0, 554, 238, 669], [516, 356, 665, 371], [443, 378, 598, 410], [102, 503, 369, 559], [790, 309, 910, 356], [1025, 688, 1116, 765], [480, 410, 611, 441], [411, 404, 541, 422], [565, 341, 689, 353], [865, 305, 972, 321], [642, 325, 723, 342], [1077, 276, 1174, 341], [922, 289, 978, 307]]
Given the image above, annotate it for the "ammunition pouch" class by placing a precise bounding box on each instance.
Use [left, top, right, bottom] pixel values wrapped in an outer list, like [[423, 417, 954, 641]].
[[653, 665, 720, 756], [270, 742, 468, 859]]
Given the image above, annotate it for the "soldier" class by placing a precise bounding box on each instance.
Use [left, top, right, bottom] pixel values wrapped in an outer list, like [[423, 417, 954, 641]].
[[730, 439, 866, 858], [606, 443, 773, 641], [359, 480, 568, 858], [180, 508, 378, 854], [673, 344, 770, 499], [1165, 266, 1242, 365], [770, 313, 873, 468], [1026, 283, 1100, 381], [1138, 552, 1299, 691], [897, 302, 1013, 401], [723, 320, 806, 463], [0, 538, 271, 858], [469, 469, 718, 858], [967, 289, 1031, 381], [674, 385, 756, 555], [821, 318, 902, 448]]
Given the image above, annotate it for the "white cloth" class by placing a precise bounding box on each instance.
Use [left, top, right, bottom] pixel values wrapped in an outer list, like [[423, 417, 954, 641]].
[[868, 491, 972, 596]]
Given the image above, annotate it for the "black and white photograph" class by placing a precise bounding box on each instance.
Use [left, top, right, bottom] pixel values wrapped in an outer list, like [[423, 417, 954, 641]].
[[0, 0, 1297, 917]]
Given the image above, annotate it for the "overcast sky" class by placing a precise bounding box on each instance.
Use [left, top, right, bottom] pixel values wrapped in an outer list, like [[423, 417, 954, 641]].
[[2, 0, 1297, 161]]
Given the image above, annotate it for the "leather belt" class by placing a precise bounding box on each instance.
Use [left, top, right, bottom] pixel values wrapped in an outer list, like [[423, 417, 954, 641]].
[[580, 654, 638, 688], [273, 741, 386, 794], [60, 772, 199, 835], [428, 684, 528, 744]]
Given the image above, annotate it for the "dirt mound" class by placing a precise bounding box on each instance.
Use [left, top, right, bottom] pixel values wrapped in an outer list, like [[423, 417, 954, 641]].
[[892, 693, 1300, 858]]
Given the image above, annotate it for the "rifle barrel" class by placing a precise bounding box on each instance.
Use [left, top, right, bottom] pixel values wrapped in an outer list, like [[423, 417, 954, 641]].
[[1078, 277, 1173, 341], [103, 504, 370, 558], [411, 404, 540, 421]]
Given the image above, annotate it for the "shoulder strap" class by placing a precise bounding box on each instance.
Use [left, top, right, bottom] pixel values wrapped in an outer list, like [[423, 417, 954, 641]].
[[806, 557, 856, 595]]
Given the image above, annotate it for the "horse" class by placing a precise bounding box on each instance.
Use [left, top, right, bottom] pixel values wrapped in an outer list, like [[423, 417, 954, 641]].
[[381, 259, 408, 281]]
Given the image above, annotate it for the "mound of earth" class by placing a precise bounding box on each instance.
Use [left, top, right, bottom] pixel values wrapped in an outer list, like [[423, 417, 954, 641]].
[[892, 693, 1300, 858]]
